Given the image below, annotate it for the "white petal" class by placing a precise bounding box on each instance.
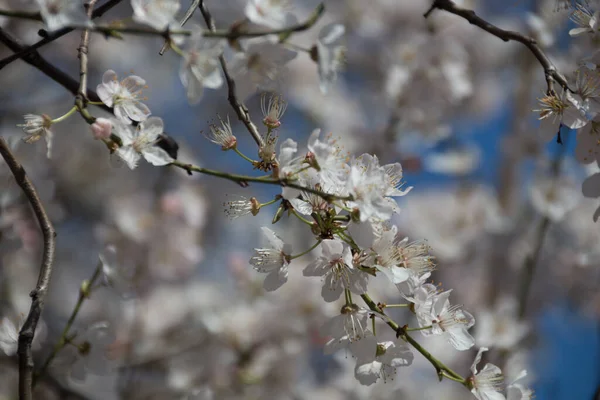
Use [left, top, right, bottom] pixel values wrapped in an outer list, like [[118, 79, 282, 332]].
[[142, 146, 174, 166], [116, 147, 141, 169], [263, 268, 287, 291]]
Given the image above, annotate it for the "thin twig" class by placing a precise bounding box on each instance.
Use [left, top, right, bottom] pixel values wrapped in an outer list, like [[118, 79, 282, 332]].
[[199, 0, 264, 148], [0, 0, 124, 70], [74, 0, 98, 124], [0, 138, 56, 400], [159, 0, 200, 55], [424, 0, 569, 92]]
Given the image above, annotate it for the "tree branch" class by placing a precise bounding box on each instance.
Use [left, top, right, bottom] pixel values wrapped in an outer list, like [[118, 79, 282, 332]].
[[424, 0, 569, 92], [0, 138, 56, 400], [0, 0, 124, 70], [199, 0, 264, 148]]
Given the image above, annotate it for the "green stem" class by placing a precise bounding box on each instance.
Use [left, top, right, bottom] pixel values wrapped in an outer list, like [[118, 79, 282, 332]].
[[405, 325, 433, 332], [291, 209, 314, 226], [170, 160, 352, 202], [260, 197, 280, 207], [360, 293, 466, 385], [50, 106, 77, 124], [290, 240, 322, 260], [33, 261, 103, 387], [384, 304, 410, 308], [233, 147, 257, 164]]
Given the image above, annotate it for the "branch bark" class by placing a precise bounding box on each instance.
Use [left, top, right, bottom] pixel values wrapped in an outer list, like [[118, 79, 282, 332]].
[[199, 0, 264, 148], [0, 138, 56, 400], [424, 0, 569, 92]]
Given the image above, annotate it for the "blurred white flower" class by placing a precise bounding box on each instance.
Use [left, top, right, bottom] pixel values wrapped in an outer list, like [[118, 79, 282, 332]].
[[424, 146, 480, 176], [315, 23, 346, 94], [526, 12, 554, 48], [96, 70, 151, 123], [245, 0, 294, 28], [36, 0, 91, 32], [229, 37, 297, 98], [575, 119, 600, 165], [0, 316, 18, 356], [529, 175, 580, 222], [18, 114, 53, 158], [470, 347, 506, 400], [349, 334, 413, 386], [249, 227, 292, 291], [303, 239, 368, 302], [64, 322, 117, 383], [475, 297, 529, 350], [99, 245, 136, 297], [131, 0, 180, 30], [180, 32, 224, 104], [111, 117, 174, 169], [537, 90, 591, 141]]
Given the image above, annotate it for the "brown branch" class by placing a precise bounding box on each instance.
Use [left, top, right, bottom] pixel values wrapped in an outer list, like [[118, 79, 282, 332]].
[[424, 0, 569, 92], [0, 0, 124, 70], [199, 0, 264, 148], [75, 0, 99, 123], [0, 138, 56, 400]]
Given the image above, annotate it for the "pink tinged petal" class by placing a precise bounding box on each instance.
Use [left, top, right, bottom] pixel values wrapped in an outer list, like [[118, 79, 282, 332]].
[[582, 173, 600, 198], [354, 360, 382, 386], [142, 146, 174, 166], [90, 118, 112, 140], [263, 267, 287, 291], [116, 147, 141, 169]]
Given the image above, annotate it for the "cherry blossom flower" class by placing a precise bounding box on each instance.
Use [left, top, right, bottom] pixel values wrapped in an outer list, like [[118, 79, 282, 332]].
[[315, 23, 346, 94], [529, 175, 580, 222], [111, 117, 174, 169], [469, 347, 506, 400], [569, 3, 599, 37], [96, 70, 151, 123], [306, 129, 350, 190], [417, 289, 475, 351], [349, 334, 413, 386], [536, 90, 590, 141], [204, 115, 236, 150], [245, 0, 294, 29], [249, 227, 292, 291], [276, 138, 304, 199], [18, 114, 53, 158], [368, 225, 410, 284], [303, 239, 368, 302], [223, 196, 260, 220], [322, 304, 371, 354], [180, 32, 224, 104], [229, 37, 297, 99], [36, 0, 91, 32], [131, 0, 180, 31], [261, 92, 287, 129], [346, 155, 395, 222], [475, 297, 529, 351]]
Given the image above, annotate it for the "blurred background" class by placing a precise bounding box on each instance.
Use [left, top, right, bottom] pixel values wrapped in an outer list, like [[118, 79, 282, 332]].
[[0, 0, 599, 399]]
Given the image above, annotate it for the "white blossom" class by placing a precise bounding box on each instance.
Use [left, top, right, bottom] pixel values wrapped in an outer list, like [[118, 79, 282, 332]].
[[0, 317, 18, 356], [569, 3, 599, 37], [307, 129, 350, 190], [322, 304, 370, 354], [249, 227, 292, 291], [96, 70, 151, 123], [346, 155, 395, 222], [316, 23, 346, 94], [131, 0, 180, 30], [180, 32, 224, 104], [470, 347, 506, 400], [111, 117, 174, 169], [475, 297, 529, 351], [536, 90, 590, 141], [303, 239, 368, 302], [349, 334, 413, 386], [36, 0, 91, 32], [18, 114, 53, 158], [245, 0, 294, 29]]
